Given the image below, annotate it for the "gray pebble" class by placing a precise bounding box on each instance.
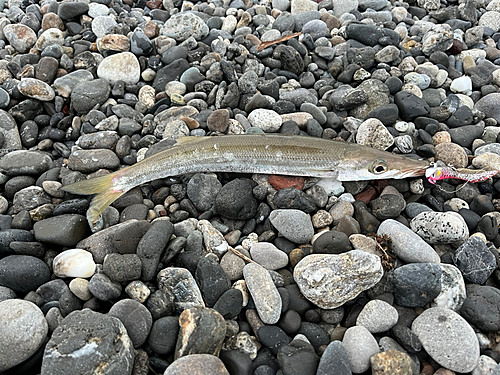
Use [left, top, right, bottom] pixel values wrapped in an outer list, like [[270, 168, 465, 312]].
[[356, 299, 399, 333], [269, 209, 314, 244], [108, 299, 153, 348], [243, 263, 282, 324], [250, 242, 288, 270], [0, 299, 47, 372], [342, 326, 379, 373], [377, 219, 440, 263], [412, 307, 480, 373]]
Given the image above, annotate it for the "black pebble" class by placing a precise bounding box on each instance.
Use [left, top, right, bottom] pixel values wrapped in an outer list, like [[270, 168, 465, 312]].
[[312, 230, 352, 255]]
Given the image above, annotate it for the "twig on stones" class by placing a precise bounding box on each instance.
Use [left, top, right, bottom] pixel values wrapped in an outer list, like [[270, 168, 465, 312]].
[[257, 32, 302, 51], [229, 246, 259, 265]]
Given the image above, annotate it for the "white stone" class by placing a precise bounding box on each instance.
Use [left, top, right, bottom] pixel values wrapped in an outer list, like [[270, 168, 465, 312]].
[[450, 76, 472, 95], [197, 219, 228, 257], [356, 118, 394, 150], [248, 109, 282, 132], [293, 251, 383, 309], [291, 0, 318, 15], [53, 249, 96, 278], [35, 28, 64, 50], [479, 11, 500, 32], [97, 52, 140, 85], [432, 264, 466, 311]]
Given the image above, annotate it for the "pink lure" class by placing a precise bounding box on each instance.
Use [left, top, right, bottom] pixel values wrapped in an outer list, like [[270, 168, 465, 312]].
[[426, 166, 498, 184]]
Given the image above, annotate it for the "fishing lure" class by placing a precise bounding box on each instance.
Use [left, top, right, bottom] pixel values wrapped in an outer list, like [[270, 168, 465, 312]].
[[425, 164, 498, 184]]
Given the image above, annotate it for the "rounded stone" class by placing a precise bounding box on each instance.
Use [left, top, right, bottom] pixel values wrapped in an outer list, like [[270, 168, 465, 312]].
[[377, 219, 440, 263], [42, 309, 135, 375], [269, 209, 314, 244], [71, 79, 111, 114], [410, 211, 469, 244], [342, 326, 379, 373], [0, 255, 50, 293], [0, 300, 48, 372], [164, 354, 229, 375], [97, 52, 141, 85], [293, 251, 383, 309], [3, 24, 37, 53], [53, 249, 96, 278], [412, 307, 480, 373], [248, 109, 283, 132], [356, 299, 399, 333], [108, 299, 153, 348], [18, 78, 55, 101], [160, 13, 209, 42], [356, 118, 394, 150], [243, 263, 282, 324]]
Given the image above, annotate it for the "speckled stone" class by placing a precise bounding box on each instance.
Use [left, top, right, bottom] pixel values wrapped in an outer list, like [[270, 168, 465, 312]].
[[294, 251, 383, 309], [412, 307, 480, 373], [410, 211, 469, 244]]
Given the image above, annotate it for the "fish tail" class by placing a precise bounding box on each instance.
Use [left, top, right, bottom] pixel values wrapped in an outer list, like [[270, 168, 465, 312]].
[[61, 172, 126, 226]]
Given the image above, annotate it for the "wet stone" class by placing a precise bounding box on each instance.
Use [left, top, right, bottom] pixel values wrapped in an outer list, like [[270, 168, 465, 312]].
[[41, 309, 135, 375], [103, 253, 142, 283], [453, 236, 496, 284], [108, 299, 152, 348], [393, 263, 442, 307], [67, 149, 120, 173], [316, 340, 351, 375], [174, 307, 226, 359], [71, 79, 111, 114], [0, 255, 50, 293], [76, 220, 151, 263], [195, 256, 231, 307], [186, 173, 221, 212], [460, 285, 500, 332], [0, 150, 52, 176], [148, 316, 179, 355], [33, 214, 87, 248], [277, 339, 320, 375], [157, 267, 204, 313]]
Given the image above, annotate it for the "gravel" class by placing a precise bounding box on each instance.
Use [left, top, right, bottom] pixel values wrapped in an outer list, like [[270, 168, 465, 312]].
[[0, 0, 499, 373]]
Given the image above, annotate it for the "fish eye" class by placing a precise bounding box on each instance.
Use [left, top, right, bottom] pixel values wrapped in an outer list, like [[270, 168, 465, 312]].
[[371, 160, 388, 174]]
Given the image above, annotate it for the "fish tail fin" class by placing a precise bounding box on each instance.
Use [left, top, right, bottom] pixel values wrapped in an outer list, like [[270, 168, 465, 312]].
[[62, 172, 126, 226]]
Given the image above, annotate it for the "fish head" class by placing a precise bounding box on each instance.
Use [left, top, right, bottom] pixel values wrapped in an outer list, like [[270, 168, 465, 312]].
[[340, 148, 430, 181]]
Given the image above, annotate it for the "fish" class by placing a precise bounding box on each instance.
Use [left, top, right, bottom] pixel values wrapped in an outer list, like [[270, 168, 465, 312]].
[[62, 134, 430, 228]]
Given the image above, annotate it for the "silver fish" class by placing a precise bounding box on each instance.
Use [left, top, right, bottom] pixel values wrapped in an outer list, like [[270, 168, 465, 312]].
[[62, 135, 430, 227]]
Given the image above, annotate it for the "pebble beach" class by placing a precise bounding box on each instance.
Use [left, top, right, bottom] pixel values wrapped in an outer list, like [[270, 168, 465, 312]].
[[1, 0, 500, 373]]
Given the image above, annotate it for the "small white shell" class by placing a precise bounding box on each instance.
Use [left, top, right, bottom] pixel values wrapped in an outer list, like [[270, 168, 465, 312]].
[[53, 249, 96, 278]]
